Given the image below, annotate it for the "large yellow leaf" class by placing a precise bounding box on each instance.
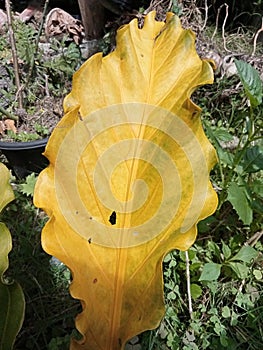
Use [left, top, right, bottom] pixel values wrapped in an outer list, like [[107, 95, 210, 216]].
[[34, 12, 218, 350]]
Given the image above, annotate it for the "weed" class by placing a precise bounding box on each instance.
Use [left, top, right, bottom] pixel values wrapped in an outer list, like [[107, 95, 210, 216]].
[[0, 174, 80, 349], [139, 53, 263, 350]]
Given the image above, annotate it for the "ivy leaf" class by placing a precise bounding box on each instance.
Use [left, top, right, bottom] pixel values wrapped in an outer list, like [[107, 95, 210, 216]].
[[234, 59, 262, 107], [227, 182, 253, 225], [34, 12, 218, 349]]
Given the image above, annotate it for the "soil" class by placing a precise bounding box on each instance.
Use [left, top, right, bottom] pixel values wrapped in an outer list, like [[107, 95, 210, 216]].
[[6, 96, 63, 139], [0, 96, 64, 142]]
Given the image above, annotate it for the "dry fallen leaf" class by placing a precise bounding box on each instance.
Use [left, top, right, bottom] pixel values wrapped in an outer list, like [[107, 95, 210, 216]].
[[4, 119, 17, 133], [0, 121, 6, 134], [45, 8, 84, 44]]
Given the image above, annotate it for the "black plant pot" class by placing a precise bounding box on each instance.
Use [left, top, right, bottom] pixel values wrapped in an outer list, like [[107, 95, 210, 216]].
[[0, 138, 49, 179]]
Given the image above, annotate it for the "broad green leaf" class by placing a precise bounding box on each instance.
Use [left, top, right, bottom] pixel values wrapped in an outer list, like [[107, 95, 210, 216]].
[[226, 262, 249, 279], [213, 128, 233, 142], [199, 263, 221, 281], [227, 182, 253, 225], [230, 245, 258, 263], [240, 145, 263, 173], [234, 59, 262, 107], [0, 224, 25, 350], [203, 121, 234, 166], [0, 163, 25, 350], [34, 12, 218, 350], [190, 283, 202, 300]]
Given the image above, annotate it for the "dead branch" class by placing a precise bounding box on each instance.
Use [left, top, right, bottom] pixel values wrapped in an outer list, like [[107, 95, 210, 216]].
[[25, 0, 49, 88], [221, 3, 231, 52], [252, 17, 263, 56], [201, 0, 208, 31]]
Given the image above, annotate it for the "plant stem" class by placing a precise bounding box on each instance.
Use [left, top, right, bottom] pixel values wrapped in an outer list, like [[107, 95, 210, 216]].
[[185, 250, 193, 320], [25, 0, 50, 88], [0, 105, 18, 121], [5, 0, 23, 109]]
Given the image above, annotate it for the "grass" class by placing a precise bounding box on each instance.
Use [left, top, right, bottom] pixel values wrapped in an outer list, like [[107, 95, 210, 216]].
[[1, 179, 80, 350]]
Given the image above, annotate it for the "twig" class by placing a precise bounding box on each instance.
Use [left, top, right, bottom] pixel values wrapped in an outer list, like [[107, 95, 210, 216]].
[[222, 3, 231, 52], [44, 74, 50, 97], [201, 0, 208, 31], [252, 17, 263, 56], [246, 230, 263, 247], [0, 105, 18, 121], [211, 3, 222, 41], [5, 0, 23, 109], [25, 0, 50, 88], [212, 2, 229, 48], [185, 250, 193, 320]]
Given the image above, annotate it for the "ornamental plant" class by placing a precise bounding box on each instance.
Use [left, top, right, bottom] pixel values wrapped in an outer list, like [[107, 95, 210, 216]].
[[34, 12, 218, 349], [0, 163, 25, 350]]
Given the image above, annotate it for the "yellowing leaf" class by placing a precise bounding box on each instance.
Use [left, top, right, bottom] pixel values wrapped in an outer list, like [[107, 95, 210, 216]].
[[0, 163, 14, 212], [34, 12, 218, 350], [0, 163, 25, 350]]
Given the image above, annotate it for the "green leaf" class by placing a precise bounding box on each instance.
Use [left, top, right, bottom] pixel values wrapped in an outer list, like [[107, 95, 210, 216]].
[[253, 269, 262, 280], [19, 173, 37, 197], [220, 331, 229, 347], [227, 182, 253, 225], [234, 59, 262, 107], [240, 145, 263, 173], [199, 263, 221, 281], [204, 122, 234, 166], [213, 128, 233, 142], [226, 261, 249, 279], [230, 311, 238, 326], [230, 245, 258, 263], [0, 163, 25, 349], [250, 179, 263, 198], [221, 306, 231, 318], [217, 148, 234, 166], [190, 283, 202, 300], [222, 241, 231, 260], [0, 223, 25, 350]]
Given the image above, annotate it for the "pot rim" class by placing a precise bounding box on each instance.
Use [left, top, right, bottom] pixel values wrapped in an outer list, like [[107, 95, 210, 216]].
[[0, 137, 49, 150]]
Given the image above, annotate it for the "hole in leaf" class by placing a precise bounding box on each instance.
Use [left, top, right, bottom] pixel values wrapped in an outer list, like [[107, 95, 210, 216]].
[[109, 211, 116, 225]]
